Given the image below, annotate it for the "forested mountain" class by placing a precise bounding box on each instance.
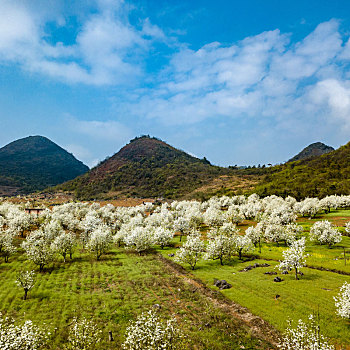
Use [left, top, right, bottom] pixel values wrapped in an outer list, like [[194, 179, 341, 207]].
[[288, 142, 334, 162], [54, 136, 255, 200], [0, 136, 89, 195], [54, 136, 350, 201], [255, 141, 350, 199], [4, 134, 347, 201]]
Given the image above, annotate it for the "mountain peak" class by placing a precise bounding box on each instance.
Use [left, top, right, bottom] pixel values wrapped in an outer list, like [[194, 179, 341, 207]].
[[115, 136, 194, 163], [288, 142, 334, 162], [0, 136, 89, 195], [56, 136, 223, 200], [1, 135, 57, 153]]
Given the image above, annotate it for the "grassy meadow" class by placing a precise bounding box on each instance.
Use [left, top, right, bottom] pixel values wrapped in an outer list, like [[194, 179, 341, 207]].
[[1, 207, 350, 349], [159, 209, 350, 349], [0, 243, 271, 349]]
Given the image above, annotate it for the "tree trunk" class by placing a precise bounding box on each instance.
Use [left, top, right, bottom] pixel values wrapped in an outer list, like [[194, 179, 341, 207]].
[[238, 249, 242, 260], [220, 256, 223, 266], [295, 267, 299, 280], [5, 256, 8, 263], [24, 289, 28, 300], [63, 253, 66, 263], [258, 239, 261, 254], [108, 331, 114, 342]]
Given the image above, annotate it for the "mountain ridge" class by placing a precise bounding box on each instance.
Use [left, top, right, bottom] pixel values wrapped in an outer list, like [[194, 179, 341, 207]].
[[0, 135, 89, 195], [2, 134, 349, 200], [54, 135, 245, 200], [288, 142, 334, 162], [255, 141, 350, 199]]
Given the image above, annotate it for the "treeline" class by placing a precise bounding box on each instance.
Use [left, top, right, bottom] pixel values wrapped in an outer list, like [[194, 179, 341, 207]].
[[254, 142, 350, 199]]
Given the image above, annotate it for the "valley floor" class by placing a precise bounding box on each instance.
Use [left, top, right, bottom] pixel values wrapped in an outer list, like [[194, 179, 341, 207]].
[[0, 245, 274, 349]]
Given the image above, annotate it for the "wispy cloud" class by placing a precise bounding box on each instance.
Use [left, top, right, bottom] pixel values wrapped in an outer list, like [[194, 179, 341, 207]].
[[2, 1, 350, 165], [120, 19, 350, 134], [0, 0, 166, 85], [67, 117, 132, 141], [62, 116, 133, 166]]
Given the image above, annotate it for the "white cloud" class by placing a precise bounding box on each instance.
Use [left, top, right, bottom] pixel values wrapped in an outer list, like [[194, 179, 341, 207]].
[[142, 18, 166, 40], [68, 117, 132, 141], [0, 2, 37, 50], [309, 79, 350, 121], [63, 116, 133, 166], [2, 2, 350, 161], [64, 143, 92, 166], [118, 18, 350, 134], [0, 0, 163, 85]]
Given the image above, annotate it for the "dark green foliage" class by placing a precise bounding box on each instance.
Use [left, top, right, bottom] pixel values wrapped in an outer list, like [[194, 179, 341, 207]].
[[0, 136, 89, 194], [55, 136, 230, 200], [288, 142, 334, 162], [255, 142, 350, 199]]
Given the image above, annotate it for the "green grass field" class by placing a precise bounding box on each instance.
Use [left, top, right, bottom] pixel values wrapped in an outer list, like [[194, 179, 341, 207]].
[[0, 244, 271, 349], [159, 209, 350, 348], [2, 208, 350, 349]]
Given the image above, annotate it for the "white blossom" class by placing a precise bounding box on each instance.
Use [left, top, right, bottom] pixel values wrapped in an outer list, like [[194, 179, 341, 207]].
[[7, 209, 32, 237], [277, 238, 307, 280], [245, 224, 264, 252], [334, 282, 350, 319], [86, 225, 112, 260], [51, 232, 76, 262], [309, 221, 342, 247], [173, 217, 190, 241], [2, 240, 17, 263], [204, 224, 238, 265], [233, 234, 254, 260], [124, 226, 153, 254], [175, 232, 204, 270], [22, 230, 55, 271], [296, 198, 320, 218], [203, 207, 226, 227], [226, 205, 243, 225], [66, 317, 102, 350], [153, 227, 173, 249], [122, 310, 183, 350], [345, 221, 350, 236], [320, 196, 339, 214], [15, 270, 35, 300], [279, 314, 334, 350], [0, 313, 50, 350], [239, 202, 261, 220]]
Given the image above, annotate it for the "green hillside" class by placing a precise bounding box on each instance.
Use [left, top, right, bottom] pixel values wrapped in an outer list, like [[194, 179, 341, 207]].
[[288, 142, 334, 162], [55, 136, 234, 200], [0, 136, 89, 195], [255, 141, 350, 199]]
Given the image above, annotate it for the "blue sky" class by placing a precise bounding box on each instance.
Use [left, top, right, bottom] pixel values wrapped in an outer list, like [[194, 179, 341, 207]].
[[1, 0, 350, 167]]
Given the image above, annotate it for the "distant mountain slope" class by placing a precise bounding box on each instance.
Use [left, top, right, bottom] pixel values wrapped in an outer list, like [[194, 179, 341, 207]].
[[254, 142, 350, 199], [0, 136, 89, 194], [55, 136, 253, 200], [288, 142, 334, 162]]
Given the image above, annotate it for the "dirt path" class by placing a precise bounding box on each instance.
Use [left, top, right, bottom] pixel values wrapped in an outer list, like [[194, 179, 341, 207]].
[[157, 254, 281, 348]]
